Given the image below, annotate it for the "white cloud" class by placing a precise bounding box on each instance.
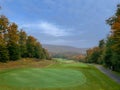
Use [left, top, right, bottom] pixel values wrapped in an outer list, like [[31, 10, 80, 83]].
[[39, 22, 69, 36], [21, 21, 70, 37]]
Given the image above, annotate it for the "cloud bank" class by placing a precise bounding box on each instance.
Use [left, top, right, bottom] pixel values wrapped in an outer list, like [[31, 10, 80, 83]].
[[21, 21, 70, 37]]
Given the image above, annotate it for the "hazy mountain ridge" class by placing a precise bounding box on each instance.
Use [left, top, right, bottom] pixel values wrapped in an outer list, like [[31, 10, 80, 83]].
[[42, 44, 87, 54]]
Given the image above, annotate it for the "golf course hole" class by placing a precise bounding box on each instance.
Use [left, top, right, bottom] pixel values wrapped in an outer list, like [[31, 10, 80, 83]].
[[0, 68, 86, 88]]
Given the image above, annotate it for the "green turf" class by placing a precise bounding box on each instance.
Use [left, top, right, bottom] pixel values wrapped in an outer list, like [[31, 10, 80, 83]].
[[0, 68, 86, 88], [0, 58, 120, 90], [53, 58, 75, 63], [61, 63, 88, 68]]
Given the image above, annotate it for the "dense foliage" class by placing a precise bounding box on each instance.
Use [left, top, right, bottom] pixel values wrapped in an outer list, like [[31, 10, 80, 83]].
[[0, 15, 50, 62], [86, 4, 120, 72]]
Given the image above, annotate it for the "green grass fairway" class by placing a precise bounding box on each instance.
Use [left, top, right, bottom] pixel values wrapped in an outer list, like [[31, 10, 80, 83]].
[[53, 58, 76, 63], [0, 59, 120, 90]]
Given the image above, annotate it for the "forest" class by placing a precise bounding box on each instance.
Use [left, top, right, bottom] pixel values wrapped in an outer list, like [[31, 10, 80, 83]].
[[0, 15, 50, 62], [86, 4, 120, 72]]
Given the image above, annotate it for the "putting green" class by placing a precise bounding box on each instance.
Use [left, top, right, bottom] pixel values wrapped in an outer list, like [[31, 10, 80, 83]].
[[0, 68, 86, 88]]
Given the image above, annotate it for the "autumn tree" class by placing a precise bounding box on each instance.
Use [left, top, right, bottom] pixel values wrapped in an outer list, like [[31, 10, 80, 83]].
[[97, 39, 106, 64], [86, 47, 100, 63], [34, 42, 43, 59], [7, 23, 20, 60], [42, 48, 51, 60], [26, 35, 50, 59], [26, 36, 37, 58], [19, 29, 27, 57], [0, 15, 9, 62], [106, 4, 120, 71], [0, 13, 50, 62]]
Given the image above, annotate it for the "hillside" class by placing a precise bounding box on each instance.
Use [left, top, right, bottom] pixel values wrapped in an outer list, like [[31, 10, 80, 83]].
[[43, 44, 87, 55], [43, 44, 87, 60]]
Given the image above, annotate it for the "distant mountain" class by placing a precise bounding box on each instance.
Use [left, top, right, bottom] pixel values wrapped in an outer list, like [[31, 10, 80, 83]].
[[42, 44, 87, 55]]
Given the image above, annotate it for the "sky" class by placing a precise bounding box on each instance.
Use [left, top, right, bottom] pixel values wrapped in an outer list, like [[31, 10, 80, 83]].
[[0, 0, 120, 48]]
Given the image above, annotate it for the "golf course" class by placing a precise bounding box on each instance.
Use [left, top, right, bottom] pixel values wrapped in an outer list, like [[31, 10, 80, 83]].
[[0, 58, 119, 90], [1, 1, 120, 90]]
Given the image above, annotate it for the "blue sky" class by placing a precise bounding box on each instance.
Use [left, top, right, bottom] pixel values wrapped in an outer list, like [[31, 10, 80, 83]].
[[0, 0, 119, 48]]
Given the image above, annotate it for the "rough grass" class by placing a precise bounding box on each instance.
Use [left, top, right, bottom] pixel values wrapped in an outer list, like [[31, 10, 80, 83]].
[[0, 58, 119, 90], [0, 58, 54, 70]]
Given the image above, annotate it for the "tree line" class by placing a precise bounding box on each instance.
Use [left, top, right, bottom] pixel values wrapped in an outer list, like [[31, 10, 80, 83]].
[[85, 4, 120, 72], [0, 15, 51, 62]]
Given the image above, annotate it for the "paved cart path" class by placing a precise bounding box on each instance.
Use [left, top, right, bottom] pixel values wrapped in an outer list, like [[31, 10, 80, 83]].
[[95, 65, 120, 84]]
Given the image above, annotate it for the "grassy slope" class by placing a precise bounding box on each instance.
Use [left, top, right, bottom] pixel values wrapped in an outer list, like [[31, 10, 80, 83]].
[[0, 58, 119, 90]]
